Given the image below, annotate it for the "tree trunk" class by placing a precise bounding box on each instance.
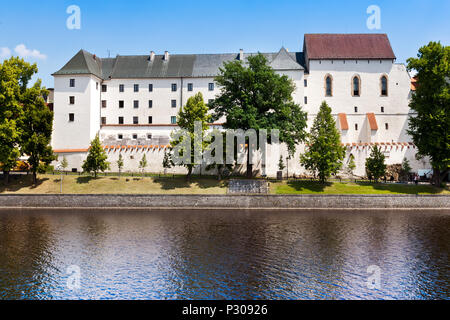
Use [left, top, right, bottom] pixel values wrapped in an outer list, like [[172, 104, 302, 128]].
[[246, 150, 253, 179], [33, 171, 37, 185], [186, 166, 192, 181], [433, 168, 449, 187], [3, 171, 9, 185]]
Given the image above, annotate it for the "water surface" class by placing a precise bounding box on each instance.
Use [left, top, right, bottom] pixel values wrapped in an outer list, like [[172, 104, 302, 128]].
[[0, 209, 448, 300]]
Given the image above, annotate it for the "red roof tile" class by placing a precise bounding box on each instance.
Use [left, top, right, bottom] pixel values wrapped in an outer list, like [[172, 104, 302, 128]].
[[367, 113, 379, 130], [304, 34, 396, 60], [338, 113, 349, 130]]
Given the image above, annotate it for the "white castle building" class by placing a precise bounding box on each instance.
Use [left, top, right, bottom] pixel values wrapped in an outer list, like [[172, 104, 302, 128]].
[[51, 34, 429, 177]]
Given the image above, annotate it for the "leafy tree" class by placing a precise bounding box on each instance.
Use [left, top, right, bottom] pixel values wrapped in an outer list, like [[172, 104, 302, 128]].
[[400, 157, 412, 181], [61, 156, 68, 171], [205, 130, 234, 180], [365, 146, 386, 182], [300, 101, 346, 183], [139, 154, 148, 178], [278, 155, 286, 171], [210, 53, 308, 178], [346, 154, 356, 178], [0, 57, 37, 184], [407, 41, 449, 186], [170, 92, 211, 180], [20, 79, 55, 184], [82, 134, 110, 178], [117, 153, 124, 177], [162, 149, 173, 175]]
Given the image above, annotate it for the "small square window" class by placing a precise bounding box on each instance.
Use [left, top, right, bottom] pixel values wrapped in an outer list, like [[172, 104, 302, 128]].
[[133, 116, 139, 124], [381, 106, 384, 113], [119, 84, 124, 92], [69, 113, 74, 122], [132, 134, 138, 140], [148, 100, 153, 108], [102, 100, 107, 108], [147, 134, 152, 140], [171, 100, 177, 108], [148, 84, 153, 92], [171, 83, 177, 92], [118, 117, 124, 124], [118, 134, 123, 140], [355, 124, 358, 131], [119, 100, 124, 108], [385, 123, 389, 130], [72, 168, 77, 173], [134, 100, 139, 108], [69, 96, 75, 104], [101, 117, 106, 125], [187, 83, 193, 92], [102, 85, 107, 92], [148, 116, 152, 124], [304, 79, 307, 87], [354, 106, 358, 113], [304, 96, 307, 104], [208, 83, 214, 91], [171, 116, 177, 124], [70, 79, 75, 87], [134, 84, 139, 92]]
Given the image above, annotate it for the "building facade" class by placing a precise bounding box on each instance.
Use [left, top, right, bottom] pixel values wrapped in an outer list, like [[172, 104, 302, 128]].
[[51, 34, 429, 177]]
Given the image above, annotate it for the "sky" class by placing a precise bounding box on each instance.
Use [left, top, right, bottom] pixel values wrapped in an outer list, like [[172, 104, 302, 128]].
[[0, 0, 449, 88]]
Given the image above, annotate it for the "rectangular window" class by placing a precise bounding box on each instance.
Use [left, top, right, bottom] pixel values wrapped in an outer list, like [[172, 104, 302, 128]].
[[102, 85, 107, 92], [304, 96, 307, 104], [133, 100, 139, 108], [354, 106, 358, 113], [102, 100, 107, 108], [171, 116, 177, 124], [69, 113, 74, 122], [119, 84, 124, 92], [133, 116, 139, 124], [187, 83, 193, 92], [96, 82, 99, 90], [132, 134, 138, 140], [118, 117, 124, 124], [70, 79, 75, 87], [385, 123, 389, 130], [148, 84, 153, 92], [355, 124, 358, 131], [69, 96, 75, 104], [208, 83, 214, 91], [171, 83, 177, 92], [101, 117, 106, 125], [148, 100, 153, 108], [147, 134, 152, 140], [134, 84, 139, 92], [119, 100, 124, 108], [381, 106, 384, 113], [171, 100, 177, 108], [304, 79, 307, 87], [118, 134, 123, 140], [148, 116, 153, 124]]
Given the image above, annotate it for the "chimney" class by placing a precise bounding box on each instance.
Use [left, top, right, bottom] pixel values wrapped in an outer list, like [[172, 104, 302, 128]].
[[164, 51, 169, 61], [93, 54, 96, 60], [150, 51, 155, 62], [239, 49, 244, 61]]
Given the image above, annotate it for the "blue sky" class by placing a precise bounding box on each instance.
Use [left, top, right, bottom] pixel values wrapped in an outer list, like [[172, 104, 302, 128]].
[[0, 0, 449, 88]]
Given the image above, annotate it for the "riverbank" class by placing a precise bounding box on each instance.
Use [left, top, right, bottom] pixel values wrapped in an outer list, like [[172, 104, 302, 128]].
[[1, 194, 449, 209]]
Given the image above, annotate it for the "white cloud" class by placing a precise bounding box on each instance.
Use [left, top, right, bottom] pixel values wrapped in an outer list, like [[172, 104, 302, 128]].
[[14, 44, 47, 60], [0, 47, 11, 58]]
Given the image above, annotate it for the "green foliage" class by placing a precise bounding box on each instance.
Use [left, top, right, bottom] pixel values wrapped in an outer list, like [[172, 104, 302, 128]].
[[346, 154, 356, 176], [205, 130, 234, 180], [117, 153, 124, 175], [365, 146, 386, 182], [139, 154, 148, 176], [162, 150, 173, 169], [401, 158, 412, 180], [61, 156, 68, 170], [210, 53, 308, 176], [278, 155, 286, 171], [170, 92, 211, 178], [407, 41, 449, 185], [300, 101, 346, 183], [82, 134, 110, 177]]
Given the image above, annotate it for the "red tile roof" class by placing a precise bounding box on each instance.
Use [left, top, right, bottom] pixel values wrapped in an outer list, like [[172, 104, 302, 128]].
[[304, 34, 396, 60], [338, 113, 349, 130], [367, 113, 379, 130]]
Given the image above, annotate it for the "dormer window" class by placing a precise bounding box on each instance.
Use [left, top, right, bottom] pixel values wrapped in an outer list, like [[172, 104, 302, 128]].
[[69, 79, 75, 87]]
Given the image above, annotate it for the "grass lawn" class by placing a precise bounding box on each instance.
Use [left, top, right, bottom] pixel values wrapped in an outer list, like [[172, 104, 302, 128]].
[[0, 174, 228, 194], [271, 180, 450, 195]]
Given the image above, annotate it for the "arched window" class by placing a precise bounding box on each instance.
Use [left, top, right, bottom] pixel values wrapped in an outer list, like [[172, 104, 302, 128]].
[[352, 76, 360, 96], [381, 75, 388, 96], [325, 75, 332, 96]]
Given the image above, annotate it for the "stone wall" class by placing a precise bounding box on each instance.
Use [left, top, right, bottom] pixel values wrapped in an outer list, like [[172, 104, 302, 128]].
[[0, 194, 449, 209]]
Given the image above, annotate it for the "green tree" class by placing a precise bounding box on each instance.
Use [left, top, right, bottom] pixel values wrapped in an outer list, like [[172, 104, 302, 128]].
[[0, 57, 37, 184], [278, 155, 286, 171], [61, 156, 68, 171], [300, 101, 346, 183], [365, 146, 386, 182], [20, 80, 55, 184], [400, 157, 412, 181], [117, 153, 124, 177], [205, 130, 234, 180], [210, 53, 308, 178], [162, 149, 173, 175], [139, 154, 148, 178], [170, 92, 211, 180], [82, 134, 110, 178], [407, 41, 449, 186], [346, 154, 356, 178]]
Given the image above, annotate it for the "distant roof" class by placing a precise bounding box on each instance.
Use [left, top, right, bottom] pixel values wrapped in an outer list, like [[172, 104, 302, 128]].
[[53, 48, 305, 79], [304, 34, 396, 60]]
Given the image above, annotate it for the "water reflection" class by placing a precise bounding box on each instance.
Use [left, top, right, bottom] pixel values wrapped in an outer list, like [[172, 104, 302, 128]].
[[0, 209, 448, 300]]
